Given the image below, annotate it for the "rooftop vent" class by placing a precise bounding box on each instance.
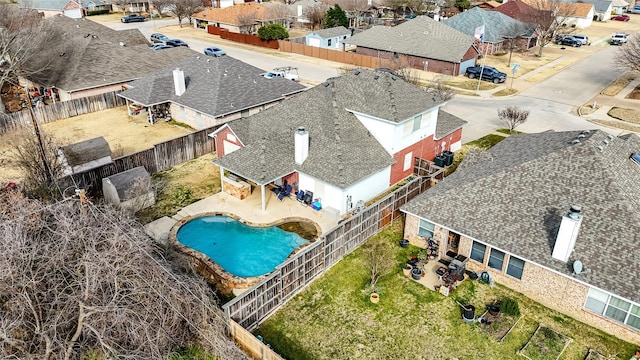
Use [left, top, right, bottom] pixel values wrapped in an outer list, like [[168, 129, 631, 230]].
[[354, 70, 360, 75], [571, 139, 580, 144], [607, 134, 614, 140], [596, 145, 603, 152], [374, 75, 379, 80], [603, 139, 609, 145], [581, 130, 590, 134], [577, 134, 586, 139]]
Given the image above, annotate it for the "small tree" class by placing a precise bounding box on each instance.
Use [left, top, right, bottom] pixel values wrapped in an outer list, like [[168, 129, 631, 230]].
[[172, 0, 203, 27], [324, 4, 348, 28], [380, 57, 421, 86], [364, 238, 395, 293], [258, 23, 289, 41], [454, 0, 470, 10], [498, 106, 530, 131], [615, 33, 640, 72], [427, 76, 455, 102], [236, 11, 258, 34], [304, 3, 328, 30]]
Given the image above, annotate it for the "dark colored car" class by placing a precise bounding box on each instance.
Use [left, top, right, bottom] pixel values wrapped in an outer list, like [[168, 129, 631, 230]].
[[465, 66, 507, 83], [612, 14, 630, 21], [204, 46, 226, 57], [121, 14, 145, 23], [166, 39, 189, 47], [556, 36, 582, 47], [151, 44, 172, 51]]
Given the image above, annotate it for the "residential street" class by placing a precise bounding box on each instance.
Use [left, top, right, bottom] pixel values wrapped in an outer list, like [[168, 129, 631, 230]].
[[101, 16, 636, 142]]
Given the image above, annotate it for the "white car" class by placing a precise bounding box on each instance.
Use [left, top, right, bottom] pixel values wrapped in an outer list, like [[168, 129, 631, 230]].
[[261, 67, 299, 81], [610, 33, 629, 46]]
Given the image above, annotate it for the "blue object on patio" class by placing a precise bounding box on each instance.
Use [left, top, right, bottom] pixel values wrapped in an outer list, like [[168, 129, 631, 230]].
[[296, 190, 305, 202], [311, 201, 322, 211], [278, 184, 292, 201]]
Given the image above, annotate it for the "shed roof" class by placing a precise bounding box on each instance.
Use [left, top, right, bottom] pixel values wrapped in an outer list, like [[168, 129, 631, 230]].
[[344, 16, 475, 63], [192, 3, 277, 25], [307, 26, 350, 38], [104, 166, 152, 201], [401, 130, 640, 303], [59, 136, 111, 166]]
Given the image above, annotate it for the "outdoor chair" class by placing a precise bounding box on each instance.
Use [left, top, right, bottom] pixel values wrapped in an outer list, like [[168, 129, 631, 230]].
[[296, 190, 305, 202], [278, 184, 292, 201]]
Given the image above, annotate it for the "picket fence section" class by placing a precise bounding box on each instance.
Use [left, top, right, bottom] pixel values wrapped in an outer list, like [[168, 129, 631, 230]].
[[0, 91, 126, 133], [222, 168, 442, 331]]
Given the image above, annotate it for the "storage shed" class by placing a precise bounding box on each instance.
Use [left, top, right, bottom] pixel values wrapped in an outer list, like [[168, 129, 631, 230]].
[[305, 26, 351, 50], [102, 166, 155, 211], [58, 136, 112, 176]]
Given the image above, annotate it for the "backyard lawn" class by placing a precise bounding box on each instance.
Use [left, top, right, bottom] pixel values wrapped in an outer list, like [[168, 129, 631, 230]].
[[254, 220, 637, 360]]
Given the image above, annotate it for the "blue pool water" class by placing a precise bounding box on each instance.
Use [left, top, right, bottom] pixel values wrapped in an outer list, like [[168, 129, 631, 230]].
[[176, 216, 309, 278]]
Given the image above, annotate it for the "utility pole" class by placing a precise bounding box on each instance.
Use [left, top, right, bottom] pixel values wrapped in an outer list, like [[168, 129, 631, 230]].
[[23, 86, 53, 184]]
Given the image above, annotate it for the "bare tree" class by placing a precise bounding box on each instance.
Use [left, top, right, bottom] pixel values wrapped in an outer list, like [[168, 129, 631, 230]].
[[524, 0, 577, 57], [110, 0, 131, 14], [380, 56, 422, 86], [268, 2, 294, 27], [0, 6, 58, 114], [8, 127, 63, 200], [426, 76, 455, 102], [342, 0, 370, 28], [172, 0, 203, 27], [498, 106, 530, 131], [0, 192, 247, 359], [304, 3, 328, 30], [614, 34, 640, 72], [236, 11, 258, 34], [151, 0, 175, 16], [363, 237, 395, 292]]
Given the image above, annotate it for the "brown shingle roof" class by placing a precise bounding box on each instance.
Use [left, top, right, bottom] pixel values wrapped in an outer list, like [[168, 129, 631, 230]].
[[192, 3, 275, 25]]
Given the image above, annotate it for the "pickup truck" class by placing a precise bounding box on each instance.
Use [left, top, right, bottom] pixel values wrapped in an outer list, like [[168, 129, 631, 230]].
[[610, 33, 629, 46], [465, 66, 507, 84], [262, 67, 299, 81]]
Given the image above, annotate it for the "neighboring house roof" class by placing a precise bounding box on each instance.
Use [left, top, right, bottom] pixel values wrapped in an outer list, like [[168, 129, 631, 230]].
[[566, 0, 611, 13], [492, 0, 549, 24], [33, 16, 194, 92], [444, 7, 538, 43], [19, 0, 74, 10], [523, 0, 594, 18], [435, 109, 467, 139], [344, 16, 475, 63], [471, 0, 501, 8], [401, 130, 640, 303], [611, 0, 629, 7], [307, 26, 350, 38], [215, 69, 450, 188], [104, 166, 152, 201], [192, 3, 276, 25], [60, 136, 111, 166], [118, 55, 306, 118]]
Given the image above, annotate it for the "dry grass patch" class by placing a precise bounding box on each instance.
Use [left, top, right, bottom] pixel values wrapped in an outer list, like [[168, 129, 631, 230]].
[[493, 88, 518, 97], [590, 119, 640, 132], [445, 79, 499, 91], [625, 84, 640, 99], [607, 107, 640, 124], [602, 74, 636, 96]]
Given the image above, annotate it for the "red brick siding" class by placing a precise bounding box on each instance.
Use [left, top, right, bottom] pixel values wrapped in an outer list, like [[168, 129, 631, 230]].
[[214, 126, 243, 158], [354, 46, 476, 76]]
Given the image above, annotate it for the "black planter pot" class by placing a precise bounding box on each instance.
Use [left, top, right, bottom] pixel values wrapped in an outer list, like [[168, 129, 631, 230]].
[[411, 267, 422, 280], [399, 239, 409, 248], [462, 305, 475, 322]]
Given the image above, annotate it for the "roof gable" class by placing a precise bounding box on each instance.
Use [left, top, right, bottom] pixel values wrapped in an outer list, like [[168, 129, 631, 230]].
[[192, 3, 274, 25], [308, 26, 350, 38], [444, 7, 537, 43], [345, 16, 475, 63], [402, 130, 640, 303]]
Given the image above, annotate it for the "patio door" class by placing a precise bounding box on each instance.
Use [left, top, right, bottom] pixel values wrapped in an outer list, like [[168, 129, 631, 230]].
[[446, 231, 460, 258]]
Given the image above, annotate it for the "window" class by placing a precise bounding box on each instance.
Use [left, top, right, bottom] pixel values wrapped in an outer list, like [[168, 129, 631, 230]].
[[506, 256, 525, 280], [328, 39, 332, 46], [488, 249, 504, 270], [585, 288, 608, 314], [585, 288, 640, 330], [628, 305, 640, 330], [470, 241, 486, 263], [403, 152, 413, 171], [605, 296, 630, 322], [412, 115, 422, 132], [418, 219, 434, 239]]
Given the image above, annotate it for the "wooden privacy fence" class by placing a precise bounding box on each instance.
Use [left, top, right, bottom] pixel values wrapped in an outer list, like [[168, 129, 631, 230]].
[[278, 41, 382, 69], [58, 125, 220, 195], [223, 172, 439, 330], [229, 320, 284, 360], [0, 91, 126, 133], [207, 26, 279, 49]]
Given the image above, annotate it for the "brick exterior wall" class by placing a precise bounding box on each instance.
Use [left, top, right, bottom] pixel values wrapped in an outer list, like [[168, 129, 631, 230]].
[[354, 46, 477, 76], [404, 213, 640, 344], [169, 100, 282, 130], [213, 126, 243, 158]]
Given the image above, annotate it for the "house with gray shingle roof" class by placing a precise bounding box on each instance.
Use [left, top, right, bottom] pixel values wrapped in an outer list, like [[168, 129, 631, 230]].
[[401, 130, 640, 344], [344, 16, 478, 75], [566, 0, 612, 20], [209, 68, 466, 215], [444, 7, 539, 55], [305, 26, 351, 50], [24, 15, 194, 102], [118, 55, 306, 128], [19, 0, 85, 18]]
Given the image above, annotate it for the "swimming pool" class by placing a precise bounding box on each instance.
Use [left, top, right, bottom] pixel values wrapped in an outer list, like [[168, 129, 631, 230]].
[[175, 214, 317, 281]]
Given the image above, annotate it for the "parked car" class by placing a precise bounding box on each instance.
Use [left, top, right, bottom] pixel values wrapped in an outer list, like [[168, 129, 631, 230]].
[[151, 44, 172, 51], [610, 33, 629, 45], [464, 66, 507, 83], [165, 39, 189, 47], [261, 67, 300, 81], [556, 36, 582, 47], [150, 33, 169, 44], [612, 14, 630, 21], [121, 14, 145, 23], [204, 46, 226, 57], [571, 34, 589, 45]]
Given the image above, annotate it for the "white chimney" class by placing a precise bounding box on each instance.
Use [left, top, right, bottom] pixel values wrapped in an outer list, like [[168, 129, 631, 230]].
[[297, 4, 302, 17], [552, 205, 583, 262], [173, 68, 186, 96], [294, 127, 309, 165]]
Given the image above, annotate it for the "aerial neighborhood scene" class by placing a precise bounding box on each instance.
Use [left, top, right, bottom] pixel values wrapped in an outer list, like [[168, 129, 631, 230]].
[[2, 0, 640, 356]]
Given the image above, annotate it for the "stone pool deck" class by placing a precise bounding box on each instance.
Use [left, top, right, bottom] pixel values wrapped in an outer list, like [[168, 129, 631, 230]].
[[144, 191, 341, 246]]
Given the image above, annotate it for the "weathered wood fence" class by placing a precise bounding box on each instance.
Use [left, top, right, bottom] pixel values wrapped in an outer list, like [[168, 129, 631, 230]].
[[0, 91, 126, 133], [223, 166, 443, 331], [58, 125, 220, 195]]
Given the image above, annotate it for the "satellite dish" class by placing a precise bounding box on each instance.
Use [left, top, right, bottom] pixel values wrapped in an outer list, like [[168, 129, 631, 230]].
[[573, 260, 583, 274]]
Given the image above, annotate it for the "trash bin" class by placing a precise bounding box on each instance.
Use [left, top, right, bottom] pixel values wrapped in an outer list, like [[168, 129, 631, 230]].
[[434, 155, 446, 167], [442, 151, 454, 166]]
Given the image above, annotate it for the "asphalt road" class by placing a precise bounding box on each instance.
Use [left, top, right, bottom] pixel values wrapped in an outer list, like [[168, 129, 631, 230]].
[[107, 17, 626, 141], [109, 18, 340, 84]]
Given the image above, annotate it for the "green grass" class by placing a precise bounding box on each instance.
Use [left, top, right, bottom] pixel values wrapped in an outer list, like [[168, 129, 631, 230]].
[[520, 326, 571, 360], [446, 79, 499, 91], [253, 219, 636, 360], [496, 128, 523, 135], [465, 134, 507, 150]]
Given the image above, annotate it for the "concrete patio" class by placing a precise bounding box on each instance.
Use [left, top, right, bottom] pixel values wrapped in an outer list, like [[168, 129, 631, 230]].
[[144, 188, 343, 245]]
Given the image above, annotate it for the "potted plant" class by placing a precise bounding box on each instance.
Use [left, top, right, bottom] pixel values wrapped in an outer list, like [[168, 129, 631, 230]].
[[399, 238, 409, 248], [402, 263, 413, 276], [411, 267, 422, 280]]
